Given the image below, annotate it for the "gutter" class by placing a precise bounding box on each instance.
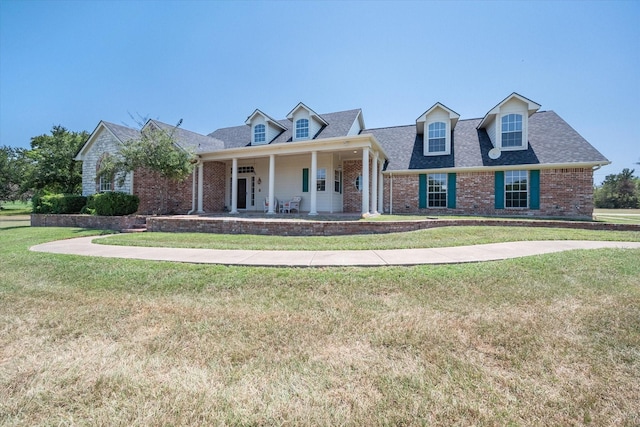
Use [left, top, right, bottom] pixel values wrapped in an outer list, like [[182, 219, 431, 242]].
[[383, 161, 612, 176]]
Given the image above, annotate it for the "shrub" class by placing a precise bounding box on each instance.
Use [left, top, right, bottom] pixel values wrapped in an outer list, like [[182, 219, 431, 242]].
[[32, 192, 87, 214], [91, 192, 139, 216]]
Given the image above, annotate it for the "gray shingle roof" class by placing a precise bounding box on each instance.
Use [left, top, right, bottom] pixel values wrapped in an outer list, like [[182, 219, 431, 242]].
[[102, 121, 141, 143], [208, 109, 362, 148], [363, 110, 608, 171], [148, 120, 225, 153]]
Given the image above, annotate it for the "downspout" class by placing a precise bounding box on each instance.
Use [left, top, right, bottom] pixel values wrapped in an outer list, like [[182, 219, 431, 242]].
[[389, 173, 393, 215], [187, 160, 199, 215]]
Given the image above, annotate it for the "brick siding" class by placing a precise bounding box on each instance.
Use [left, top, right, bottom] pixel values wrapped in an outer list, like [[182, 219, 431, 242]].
[[147, 216, 639, 235], [203, 161, 226, 212], [133, 168, 193, 214], [384, 168, 595, 219]]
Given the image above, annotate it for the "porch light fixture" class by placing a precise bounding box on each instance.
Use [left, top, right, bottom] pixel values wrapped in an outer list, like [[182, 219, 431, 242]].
[[257, 177, 262, 185]]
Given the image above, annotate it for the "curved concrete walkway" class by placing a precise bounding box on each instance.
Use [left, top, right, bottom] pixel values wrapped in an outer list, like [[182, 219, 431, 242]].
[[30, 236, 640, 267]]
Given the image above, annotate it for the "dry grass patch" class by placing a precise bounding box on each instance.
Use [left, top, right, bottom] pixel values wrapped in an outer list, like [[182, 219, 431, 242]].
[[1, 227, 640, 425]]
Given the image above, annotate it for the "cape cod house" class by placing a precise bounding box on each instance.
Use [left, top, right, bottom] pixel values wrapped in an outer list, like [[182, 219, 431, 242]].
[[75, 93, 609, 218]]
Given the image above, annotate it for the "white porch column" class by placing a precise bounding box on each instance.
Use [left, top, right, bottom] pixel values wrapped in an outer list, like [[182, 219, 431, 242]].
[[230, 158, 238, 214], [361, 147, 370, 215], [197, 162, 204, 213], [378, 164, 384, 214], [309, 151, 318, 216], [371, 151, 379, 215], [268, 154, 276, 214]]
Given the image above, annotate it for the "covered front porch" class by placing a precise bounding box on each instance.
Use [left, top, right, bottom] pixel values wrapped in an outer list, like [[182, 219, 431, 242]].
[[188, 134, 388, 216]]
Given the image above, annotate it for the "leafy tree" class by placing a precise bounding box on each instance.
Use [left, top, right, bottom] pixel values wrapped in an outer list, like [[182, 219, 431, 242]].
[[25, 126, 89, 194], [100, 120, 194, 214], [594, 168, 639, 209], [0, 146, 33, 204]]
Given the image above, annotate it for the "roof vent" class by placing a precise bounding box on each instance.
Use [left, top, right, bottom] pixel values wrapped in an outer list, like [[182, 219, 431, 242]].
[[488, 148, 501, 160]]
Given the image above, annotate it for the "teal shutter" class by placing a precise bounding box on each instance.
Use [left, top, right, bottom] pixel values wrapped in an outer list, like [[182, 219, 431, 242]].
[[447, 173, 456, 209], [495, 171, 504, 209], [530, 170, 540, 210], [419, 174, 427, 208], [302, 168, 309, 193]]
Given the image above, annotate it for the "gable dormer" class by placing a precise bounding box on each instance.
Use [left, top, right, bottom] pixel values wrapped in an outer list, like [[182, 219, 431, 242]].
[[245, 109, 287, 146], [477, 93, 541, 151], [286, 102, 328, 141], [416, 103, 460, 156], [347, 109, 366, 136]]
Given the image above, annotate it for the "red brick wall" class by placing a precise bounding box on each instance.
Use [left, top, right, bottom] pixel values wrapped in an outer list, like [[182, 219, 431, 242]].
[[133, 168, 193, 214], [203, 161, 226, 212], [539, 168, 593, 217], [146, 216, 639, 235], [383, 168, 595, 218], [343, 160, 362, 213]]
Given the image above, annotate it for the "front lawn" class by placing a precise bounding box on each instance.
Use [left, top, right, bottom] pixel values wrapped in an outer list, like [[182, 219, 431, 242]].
[[1, 225, 639, 425], [97, 225, 640, 250]]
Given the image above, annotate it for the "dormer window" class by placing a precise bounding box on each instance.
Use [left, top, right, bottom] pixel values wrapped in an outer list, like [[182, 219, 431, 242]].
[[501, 114, 523, 148], [287, 103, 328, 141], [254, 124, 265, 144], [295, 119, 309, 139], [245, 109, 287, 145], [427, 122, 447, 153], [416, 102, 459, 157], [478, 93, 541, 152]]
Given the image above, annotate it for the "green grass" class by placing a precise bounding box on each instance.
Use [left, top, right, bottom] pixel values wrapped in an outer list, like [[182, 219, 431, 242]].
[[593, 208, 640, 224], [1, 225, 640, 425], [97, 226, 640, 250], [0, 200, 31, 216]]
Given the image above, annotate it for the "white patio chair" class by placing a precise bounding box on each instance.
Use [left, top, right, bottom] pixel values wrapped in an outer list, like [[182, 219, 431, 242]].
[[264, 197, 278, 213], [281, 196, 302, 213]]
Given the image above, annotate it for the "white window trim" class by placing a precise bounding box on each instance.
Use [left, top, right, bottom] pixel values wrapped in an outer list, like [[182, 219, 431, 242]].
[[504, 170, 529, 209], [317, 168, 326, 192], [254, 124, 266, 144], [427, 173, 447, 208], [99, 174, 113, 193], [498, 112, 528, 151], [295, 118, 309, 140], [424, 120, 451, 156]]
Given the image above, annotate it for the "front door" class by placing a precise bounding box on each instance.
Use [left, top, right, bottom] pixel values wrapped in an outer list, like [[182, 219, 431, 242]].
[[237, 178, 247, 209]]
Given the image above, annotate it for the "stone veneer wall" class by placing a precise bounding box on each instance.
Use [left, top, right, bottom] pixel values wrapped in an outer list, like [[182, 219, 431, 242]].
[[80, 129, 132, 196], [31, 214, 146, 231], [383, 167, 595, 218]]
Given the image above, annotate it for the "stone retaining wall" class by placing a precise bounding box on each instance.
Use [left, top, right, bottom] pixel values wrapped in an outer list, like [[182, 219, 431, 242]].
[[31, 214, 640, 235], [31, 214, 146, 231], [147, 216, 640, 236]]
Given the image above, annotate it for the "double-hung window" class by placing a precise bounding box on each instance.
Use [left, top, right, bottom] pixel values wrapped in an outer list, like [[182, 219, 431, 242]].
[[427, 173, 447, 208], [296, 119, 309, 139], [334, 170, 342, 193], [99, 175, 112, 193], [505, 170, 528, 208], [317, 168, 326, 191], [427, 122, 446, 153], [501, 114, 523, 148], [254, 124, 265, 143]]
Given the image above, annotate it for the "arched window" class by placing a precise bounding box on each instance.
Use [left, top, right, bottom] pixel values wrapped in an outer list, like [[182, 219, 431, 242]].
[[501, 114, 523, 147], [254, 124, 265, 143], [427, 122, 446, 153], [295, 118, 309, 139]]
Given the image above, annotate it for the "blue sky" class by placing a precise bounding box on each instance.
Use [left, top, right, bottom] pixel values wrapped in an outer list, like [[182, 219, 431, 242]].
[[1, 0, 638, 183]]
